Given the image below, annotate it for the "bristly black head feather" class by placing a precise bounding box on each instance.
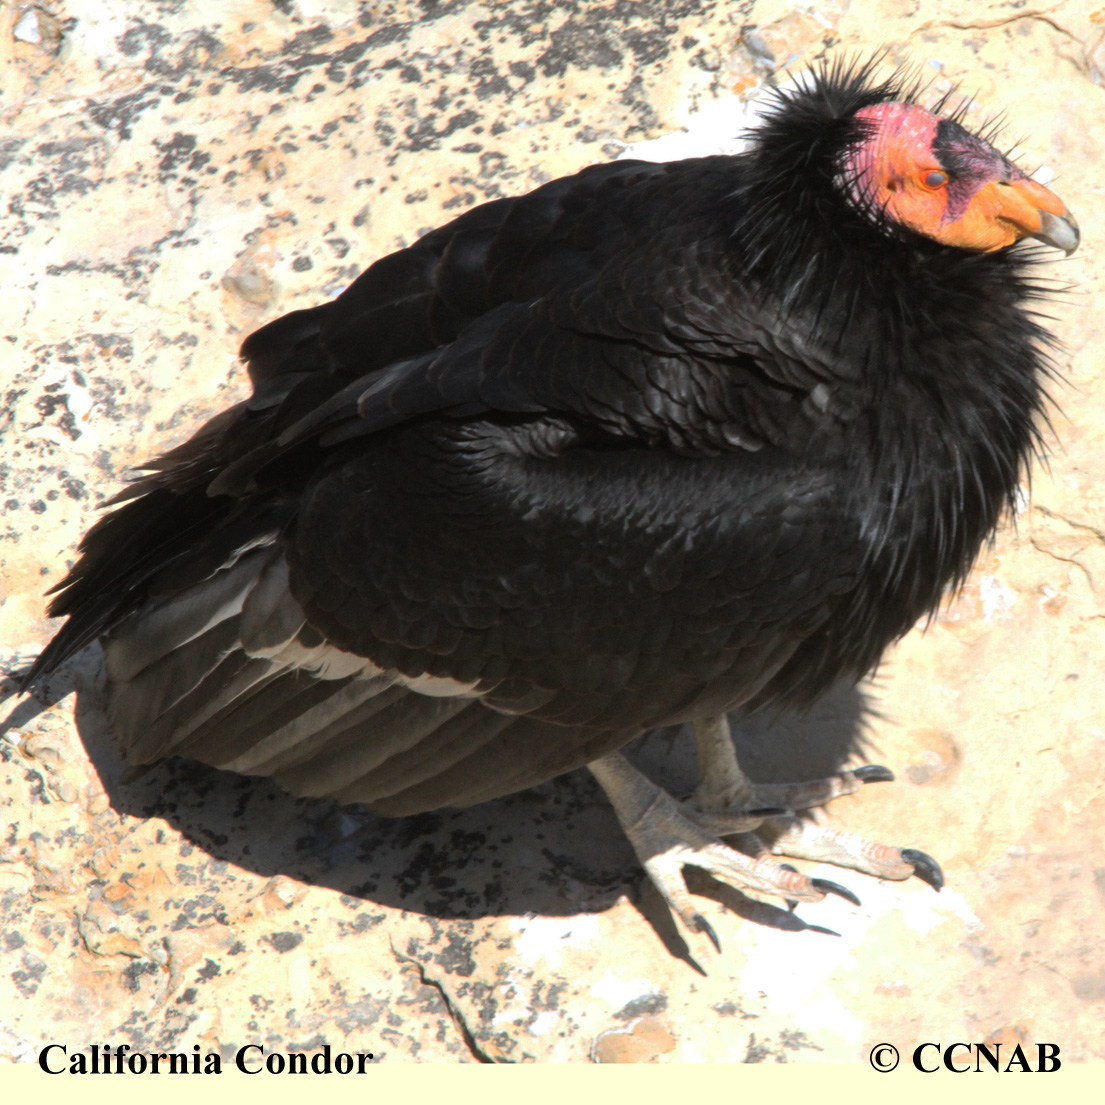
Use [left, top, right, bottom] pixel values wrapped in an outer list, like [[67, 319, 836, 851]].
[[720, 54, 1068, 666], [727, 53, 1062, 367], [729, 57, 927, 330]]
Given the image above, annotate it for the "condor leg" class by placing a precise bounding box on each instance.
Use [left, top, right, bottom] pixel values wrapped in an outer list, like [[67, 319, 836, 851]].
[[689, 715, 942, 889], [588, 716, 942, 949]]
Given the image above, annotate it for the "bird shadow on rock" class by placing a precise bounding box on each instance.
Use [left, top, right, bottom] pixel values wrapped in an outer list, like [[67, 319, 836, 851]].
[[2, 645, 877, 961]]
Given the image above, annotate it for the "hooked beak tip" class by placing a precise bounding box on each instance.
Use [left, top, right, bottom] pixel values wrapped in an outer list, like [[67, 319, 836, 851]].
[[1033, 208, 1080, 255]]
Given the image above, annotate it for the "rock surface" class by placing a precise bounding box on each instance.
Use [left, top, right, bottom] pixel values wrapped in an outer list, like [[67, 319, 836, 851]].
[[1, 0, 1103, 1065]]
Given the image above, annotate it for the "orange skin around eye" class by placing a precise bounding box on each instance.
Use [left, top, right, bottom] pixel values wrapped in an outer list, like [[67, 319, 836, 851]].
[[852, 103, 1073, 252]]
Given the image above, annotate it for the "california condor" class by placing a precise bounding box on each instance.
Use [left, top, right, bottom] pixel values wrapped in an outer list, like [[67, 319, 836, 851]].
[[23, 58, 1079, 948]]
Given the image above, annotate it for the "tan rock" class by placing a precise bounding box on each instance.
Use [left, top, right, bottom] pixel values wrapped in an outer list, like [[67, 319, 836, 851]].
[[1, 0, 1102, 1066]]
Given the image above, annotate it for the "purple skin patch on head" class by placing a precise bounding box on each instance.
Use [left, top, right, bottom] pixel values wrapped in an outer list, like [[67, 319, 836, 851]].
[[933, 118, 1027, 224]]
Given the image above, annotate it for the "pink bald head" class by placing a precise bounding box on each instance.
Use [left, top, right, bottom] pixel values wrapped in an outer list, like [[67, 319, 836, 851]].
[[841, 101, 1075, 252]]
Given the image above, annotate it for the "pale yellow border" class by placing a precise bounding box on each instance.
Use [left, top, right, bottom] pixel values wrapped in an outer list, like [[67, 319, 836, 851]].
[[2, 1055, 1102, 1105]]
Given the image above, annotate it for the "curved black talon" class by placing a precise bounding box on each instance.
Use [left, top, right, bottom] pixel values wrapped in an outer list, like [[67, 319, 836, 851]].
[[692, 912, 721, 952], [901, 848, 944, 891], [749, 806, 788, 818], [853, 764, 895, 784], [811, 878, 861, 907]]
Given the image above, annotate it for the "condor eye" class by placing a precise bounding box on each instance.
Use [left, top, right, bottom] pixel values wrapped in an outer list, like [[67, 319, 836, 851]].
[[923, 170, 948, 189]]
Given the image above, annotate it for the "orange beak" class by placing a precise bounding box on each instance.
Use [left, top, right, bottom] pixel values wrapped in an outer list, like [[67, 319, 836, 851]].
[[951, 176, 1080, 254]]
